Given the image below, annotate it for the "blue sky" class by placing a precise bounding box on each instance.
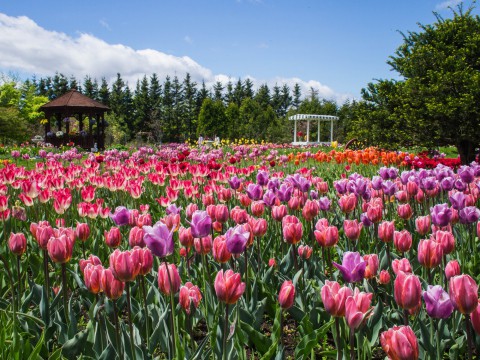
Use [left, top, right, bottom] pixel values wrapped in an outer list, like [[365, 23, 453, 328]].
[[0, 0, 477, 102]]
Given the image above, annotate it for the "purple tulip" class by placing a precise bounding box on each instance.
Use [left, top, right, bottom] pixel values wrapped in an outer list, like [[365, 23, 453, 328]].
[[334, 179, 348, 194], [387, 167, 399, 179], [190, 210, 212, 238], [423, 285, 454, 319], [332, 251, 366, 283], [256, 170, 269, 186], [378, 167, 390, 180], [430, 204, 452, 227], [165, 203, 182, 215], [228, 176, 242, 190], [110, 206, 130, 226], [454, 178, 467, 192], [362, 189, 372, 201], [459, 206, 480, 224], [297, 177, 311, 193], [421, 177, 437, 191], [449, 192, 466, 211], [382, 180, 397, 196], [262, 190, 277, 207], [360, 212, 373, 227], [246, 183, 263, 201], [277, 184, 293, 202], [310, 190, 319, 200], [458, 165, 475, 184], [400, 170, 413, 185], [143, 221, 174, 257], [440, 177, 455, 191], [267, 178, 280, 191], [371, 176, 383, 191], [351, 178, 367, 196], [225, 224, 250, 254], [318, 196, 331, 211], [435, 167, 453, 182]]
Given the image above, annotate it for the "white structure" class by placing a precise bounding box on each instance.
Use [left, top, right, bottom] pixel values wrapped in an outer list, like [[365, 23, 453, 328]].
[[289, 114, 339, 145]]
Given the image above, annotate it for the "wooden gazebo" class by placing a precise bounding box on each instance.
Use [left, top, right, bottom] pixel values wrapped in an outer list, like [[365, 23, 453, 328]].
[[40, 90, 110, 150]]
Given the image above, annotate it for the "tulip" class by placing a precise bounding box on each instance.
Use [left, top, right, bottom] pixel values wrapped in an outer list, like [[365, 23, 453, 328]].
[[190, 210, 212, 238], [380, 326, 419, 360], [158, 263, 181, 295], [230, 206, 249, 224], [445, 260, 460, 280], [215, 204, 229, 223], [179, 226, 194, 248], [83, 264, 103, 294], [246, 183, 263, 201], [430, 203, 452, 227], [105, 227, 122, 248], [278, 280, 295, 309], [185, 203, 199, 220], [379, 270, 391, 285], [268, 258, 277, 267], [423, 285, 454, 319], [471, 300, 480, 335], [449, 275, 479, 314], [417, 239, 443, 269], [250, 201, 265, 217], [298, 245, 313, 260], [332, 252, 366, 283], [392, 258, 412, 275], [143, 221, 174, 258], [318, 196, 331, 211], [345, 288, 373, 330], [179, 282, 202, 315], [302, 199, 319, 221], [79, 254, 102, 273], [343, 220, 362, 241], [109, 249, 141, 282], [320, 280, 353, 317], [100, 268, 125, 300], [194, 235, 213, 254], [110, 206, 131, 226], [415, 215, 431, 236], [129, 226, 145, 247], [228, 176, 242, 190], [338, 193, 356, 214], [214, 269, 246, 304], [433, 230, 455, 254], [363, 254, 379, 279], [459, 206, 480, 224], [213, 235, 232, 263], [378, 220, 395, 242], [8, 232, 27, 256], [366, 203, 383, 223], [449, 191, 466, 210], [394, 230, 412, 253], [397, 203, 413, 220], [271, 205, 287, 221], [47, 234, 74, 264], [249, 217, 267, 237], [394, 271, 422, 310], [75, 223, 90, 242]]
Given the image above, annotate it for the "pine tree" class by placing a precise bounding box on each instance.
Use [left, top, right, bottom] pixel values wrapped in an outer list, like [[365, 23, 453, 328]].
[[183, 73, 198, 139], [292, 83, 302, 109], [213, 81, 224, 103], [98, 78, 110, 106]]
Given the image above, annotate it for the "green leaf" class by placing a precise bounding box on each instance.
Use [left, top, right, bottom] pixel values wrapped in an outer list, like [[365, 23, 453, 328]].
[[294, 319, 334, 360], [61, 323, 91, 358], [27, 330, 44, 360], [239, 320, 272, 354]]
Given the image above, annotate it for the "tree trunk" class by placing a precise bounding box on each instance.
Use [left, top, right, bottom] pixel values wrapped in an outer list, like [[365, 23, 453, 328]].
[[457, 139, 478, 165]]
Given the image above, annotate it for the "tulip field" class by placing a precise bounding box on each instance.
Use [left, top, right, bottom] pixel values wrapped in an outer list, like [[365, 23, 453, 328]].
[[1, 143, 480, 359]]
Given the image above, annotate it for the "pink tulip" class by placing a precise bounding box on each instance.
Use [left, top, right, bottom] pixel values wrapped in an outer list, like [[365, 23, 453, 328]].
[[214, 269, 246, 304], [179, 282, 202, 315], [278, 280, 295, 309], [380, 326, 419, 360], [394, 230, 412, 253], [417, 239, 443, 269], [100, 268, 125, 300], [363, 254, 379, 279], [394, 271, 422, 310], [320, 280, 353, 317], [345, 288, 373, 330], [445, 260, 460, 280], [343, 219, 362, 241], [8, 232, 27, 256], [158, 263, 181, 295], [449, 275, 479, 314], [378, 221, 395, 242]]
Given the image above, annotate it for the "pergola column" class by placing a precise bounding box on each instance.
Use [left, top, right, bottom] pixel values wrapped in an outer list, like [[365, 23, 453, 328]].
[[330, 120, 333, 143], [317, 120, 320, 142], [294, 120, 297, 143], [306, 120, 310, 143]]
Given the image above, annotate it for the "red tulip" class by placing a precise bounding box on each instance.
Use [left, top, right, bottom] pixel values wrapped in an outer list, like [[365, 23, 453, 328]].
[[271, 205, 287, 221], [8, 232, 27, 256], [392, 258, 412, 275], [366, 203, 383, 223], [34, 223, 54, 250], [345, 288, 373, 330], [278, 280, 295, 309], [379, 270, 391, 285], [194, 235, 212, 254], [83, 264, 103, 294], [109, 249, 141, 282], [302, 199, 319, 221], [343, 219, 362, 241], [417, 239, 443, 269], [251, 201, 265, 217], [214, 269, 246, 304], [100, 268, 125, 300], [415, 215, 430, 236], [449, 275, 479, 314], [105, 227, 122, 248], [79, 254, 102, 273], [378, 221, 395, 242], [394, 271, 422, 310], [47, 234, 74, 263], [283, 221, 303, 245], [268, 258, 277, 267], [380, 326, 419, 360], [298, 245, 313, 260], [249, 217, 267, 237], [338, 193, 357, 214], [215, 204, 229, 223], [394, 230, 412, 253], [213, 235, 232, 263], [179, 226, 194, 248], [158, 263, 181, 295], [363, 254, 379, 279], [136, 247, 153, 276], [179, 282, 202, 315], [231, 206, 248, 224], [75, 222, 90, 242], [445, 260, 460, 280], [433, 230, 455, 255], [320, 280, 353, 317], [129, 226, 145, 248], [397, 203, 413, 220]]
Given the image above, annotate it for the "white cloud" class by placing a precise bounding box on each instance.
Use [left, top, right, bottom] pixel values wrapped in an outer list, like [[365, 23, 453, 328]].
[[435, 0, 462, 10], [0, 13, 351, 103]]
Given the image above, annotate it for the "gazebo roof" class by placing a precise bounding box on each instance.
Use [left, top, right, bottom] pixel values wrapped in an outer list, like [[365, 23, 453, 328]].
[[288, 114, 339, 121], [40, 89, 110, 116]]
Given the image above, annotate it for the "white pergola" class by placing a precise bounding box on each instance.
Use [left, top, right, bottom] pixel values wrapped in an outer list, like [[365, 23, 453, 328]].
[[289, 114, 339, 145]]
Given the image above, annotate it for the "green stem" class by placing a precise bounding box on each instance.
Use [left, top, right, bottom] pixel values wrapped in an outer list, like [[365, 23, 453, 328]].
[[465, 314, 473, 360], [16, 255, 21, 308], [61, 263, 69, 325], [0, 254, 18, 350], [140, 276, 150, 350], [223, 303, 229, 360], [126, 282, 136, 360], [349, 327, 355, 360], [335, 317, 343, 360], [435, 319, 441, 360], [165, 261, 177, 359], [244, 247, 249, 304], [113, 300, 123, 359]]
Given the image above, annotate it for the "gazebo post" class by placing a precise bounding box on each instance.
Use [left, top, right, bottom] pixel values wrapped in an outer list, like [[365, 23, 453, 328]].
[[294, 119, 297, 143], [330, 119, 333, 143], [306, 120, 310, 143], [96, 117, 100, 148], [317, 120, 320, 143]]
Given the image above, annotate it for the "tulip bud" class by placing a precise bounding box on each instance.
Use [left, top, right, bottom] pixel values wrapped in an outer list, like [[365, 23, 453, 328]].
[[380, 326, 419, 360], [394, 230, 412, 253], [449, 274, 479, 314], [214, 269, 246, 304], [278, 280, 295, 309], [8, 232, 27, 256], [268, 258, 277, 267], [445, 260, 460, 280], [75, 222, 90, 242], [378, 270, 391, 285], [100, 268, 125, 299], [179, 282, 202, 315], [105, 227, 122, 248], [158, 263, 181, 295], [394, 271, 422, 310], [378, 221, 395, 242]]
